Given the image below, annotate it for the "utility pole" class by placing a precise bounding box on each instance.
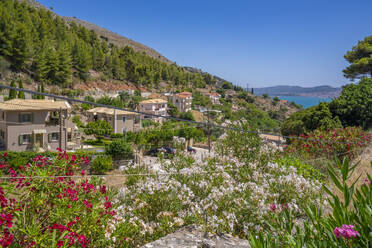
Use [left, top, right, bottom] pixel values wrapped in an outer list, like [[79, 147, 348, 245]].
[[207, 108, 211, 154], [59, 107, 62, 149]]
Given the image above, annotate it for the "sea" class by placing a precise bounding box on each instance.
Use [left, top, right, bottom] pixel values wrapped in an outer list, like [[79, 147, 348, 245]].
[[271, 96, 332, 109]]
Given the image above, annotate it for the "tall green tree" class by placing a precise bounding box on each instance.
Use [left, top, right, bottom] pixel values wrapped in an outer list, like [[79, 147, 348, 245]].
[[8, 80, 17, 99], [329, 77, 372, 129], [18, 80, 24, 99], [343, 35, 372, 79]]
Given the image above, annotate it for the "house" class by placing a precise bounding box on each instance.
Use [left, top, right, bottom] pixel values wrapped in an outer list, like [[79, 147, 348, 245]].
[[168, 92, 192, 113], [139, 98, 168, 123], [139, 87, 151, 98], [0, 99, 78, 152], [204, 92, 221, 104], [87, 107, 141, 134]]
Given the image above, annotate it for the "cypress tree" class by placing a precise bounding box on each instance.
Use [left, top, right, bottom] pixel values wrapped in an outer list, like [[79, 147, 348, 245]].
[[18, 80, 25, 99], [41, 82, 45, 99], [9, 80, 17, 99]]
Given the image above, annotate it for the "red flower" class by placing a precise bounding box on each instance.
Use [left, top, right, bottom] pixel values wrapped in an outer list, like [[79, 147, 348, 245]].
[[3, 152, 8, 158]]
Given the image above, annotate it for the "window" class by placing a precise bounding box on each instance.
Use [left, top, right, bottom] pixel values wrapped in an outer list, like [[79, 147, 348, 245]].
[[0, 130, 4, 139], [49, 132, 59, 142], [109, 117, 112, 121], [19, 134, 31, 145], [134, 116, 140, 124], [19, 113, 33, 123], [122, 116, 126, 122]]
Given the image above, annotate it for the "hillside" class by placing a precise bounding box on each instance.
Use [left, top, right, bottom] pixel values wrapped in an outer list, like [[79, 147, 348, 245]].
[[18, 0, 170, 63], [254, 85, 341, 98]]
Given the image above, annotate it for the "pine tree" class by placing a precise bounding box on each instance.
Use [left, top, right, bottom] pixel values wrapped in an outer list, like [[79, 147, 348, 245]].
[[72, 40, 91, 80], [9, 80, 17, 99], [18, 80, 25, 99], [55, 43, 72, 85]]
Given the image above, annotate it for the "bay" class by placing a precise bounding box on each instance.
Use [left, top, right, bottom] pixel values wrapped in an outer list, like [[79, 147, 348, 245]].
[[271, 95, 332, 109]]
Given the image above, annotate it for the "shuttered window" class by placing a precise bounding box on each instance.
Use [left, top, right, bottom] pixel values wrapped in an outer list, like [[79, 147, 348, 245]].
[[48, 133, 59, 142], [19, 134, 31, 145], [18, 113, 33, 123]]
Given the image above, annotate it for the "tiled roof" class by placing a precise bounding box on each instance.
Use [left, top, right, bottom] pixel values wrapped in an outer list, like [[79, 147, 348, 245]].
[[140, 98, 168, 104], [87, 107, 139, 115], [0, 99, 70, 111]]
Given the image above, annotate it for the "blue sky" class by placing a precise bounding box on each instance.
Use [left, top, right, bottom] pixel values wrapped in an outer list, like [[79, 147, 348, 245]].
[[38, 0, 372, 87]]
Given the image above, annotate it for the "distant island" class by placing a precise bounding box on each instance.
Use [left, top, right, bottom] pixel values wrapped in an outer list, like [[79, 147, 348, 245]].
[[254, 85, 342, 98]]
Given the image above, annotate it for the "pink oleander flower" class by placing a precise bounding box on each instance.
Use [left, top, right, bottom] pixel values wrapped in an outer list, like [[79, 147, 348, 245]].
[[3, 152, 8, 158], [81, 169, 85, 176], [270, 203, 277, 211], [334, 224, 360, 239], [363, 177, 370, 186]]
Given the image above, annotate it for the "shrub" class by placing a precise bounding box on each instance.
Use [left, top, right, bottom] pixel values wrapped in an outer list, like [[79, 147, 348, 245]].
[[105, 139, 133, 160], [72, 115, 83, 127], [0, 151, 118, 247], [249, 158, 372, 247], [284, 127, 371, 161], [110, 133, 124, 139], [92, 155, 113, 174]]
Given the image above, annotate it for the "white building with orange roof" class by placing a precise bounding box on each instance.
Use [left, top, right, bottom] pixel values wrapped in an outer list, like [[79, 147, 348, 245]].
[[168, 92, 192, 113], [139, 98, 168, 123], [204, 92, 221, 104]]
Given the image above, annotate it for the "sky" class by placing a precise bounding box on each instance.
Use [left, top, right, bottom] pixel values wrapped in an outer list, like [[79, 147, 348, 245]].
[[38, 0, 372, 88]]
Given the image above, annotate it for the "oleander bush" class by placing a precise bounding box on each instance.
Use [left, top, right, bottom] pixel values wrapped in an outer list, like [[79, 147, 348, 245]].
[[285, 127, 371, 161], [0, 150, 122, 247], [249, 159, 372, 247]]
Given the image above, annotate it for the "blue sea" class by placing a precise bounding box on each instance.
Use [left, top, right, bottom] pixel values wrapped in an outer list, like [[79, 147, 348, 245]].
[[272, 96, 332, 109]]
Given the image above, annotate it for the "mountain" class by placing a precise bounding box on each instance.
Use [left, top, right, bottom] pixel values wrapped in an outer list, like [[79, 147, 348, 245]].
[[254, 85, 342, 98], [18, 0, 170, 63]]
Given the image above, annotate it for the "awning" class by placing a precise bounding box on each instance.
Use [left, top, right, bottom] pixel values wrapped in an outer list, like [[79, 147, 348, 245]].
[[33, 129, 47, 134]]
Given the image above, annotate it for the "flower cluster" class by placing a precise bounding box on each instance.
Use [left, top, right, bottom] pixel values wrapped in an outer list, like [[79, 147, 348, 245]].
[[334, 225, 360, 239], [0, 149, 116, 247], [285, 127, 370, 160]]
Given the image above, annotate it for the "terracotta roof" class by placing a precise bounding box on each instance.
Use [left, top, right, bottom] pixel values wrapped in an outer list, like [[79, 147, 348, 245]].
[[0, 99, 70, 111], [87, 107, 139, 115], [140, 98, 168, 104], [178, 92, 192, 96], [204, 92, 221, 97]]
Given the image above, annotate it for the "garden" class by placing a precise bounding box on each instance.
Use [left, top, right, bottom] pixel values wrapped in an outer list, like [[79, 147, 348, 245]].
[[0, 120, 370, 247]]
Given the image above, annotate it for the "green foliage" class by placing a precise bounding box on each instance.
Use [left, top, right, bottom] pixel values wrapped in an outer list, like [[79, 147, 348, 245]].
[[330, 77, 372, 129], [281, 102, 342, 137], [276, 155, 324, 181], [250, 158, 372, 247], [8, 80, 16, 99], [84, 120, 113, 141], [167, 102, 180, 117], [262, 93, 269, 98], [105, 139, 133, 160], [17, 79, 24, 98], [179, 111, 195, 121], [72, 115, 83, 128], [343, 35, 372, 79], [91, 155, 113, 174], [0, 0, 219, 87], [284, 127, 371, 163], [192, 91, 212, 107]]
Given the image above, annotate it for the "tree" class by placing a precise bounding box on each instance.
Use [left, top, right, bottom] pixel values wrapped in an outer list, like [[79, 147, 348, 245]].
[[343, 35, 372, 79], [179, 111, 195, 121], [167, 102, 180, 117], [8, 80, 17, 99], [84, 120, 112, 141], [281, 102, 342, 137], [105, 139, 133, 160], [329, 77, 372, 129], [18, 80, 24, 99]]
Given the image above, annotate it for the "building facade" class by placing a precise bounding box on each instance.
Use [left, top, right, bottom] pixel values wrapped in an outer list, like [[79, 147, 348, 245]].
[[168, 92, 192, 113], [87, 107, 141, 134], [139, 99, 168, 123], [0, 99, 76, 152]]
